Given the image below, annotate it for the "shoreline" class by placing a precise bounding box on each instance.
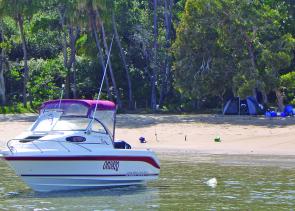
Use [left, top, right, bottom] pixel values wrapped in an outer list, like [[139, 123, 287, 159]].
[[115, 114, 295, 156], [1, 113, 295, 156]]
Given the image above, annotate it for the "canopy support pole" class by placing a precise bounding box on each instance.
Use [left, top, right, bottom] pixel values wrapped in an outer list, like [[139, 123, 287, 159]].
[[86, 35, 114, 134]]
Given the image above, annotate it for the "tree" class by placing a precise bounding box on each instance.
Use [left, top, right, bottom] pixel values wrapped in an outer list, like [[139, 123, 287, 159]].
[[173, 0, 295, 111], [0, 0, 38, 106], [151, 0, 158, 111], [0, 0, 293, 112], [57, 2, 80, 98], [219, 0, 294, 110], [159, 0, 173, 107], [112, 10, 133, 109], [173, 0, 236, 108], [77, 0, 123, 102], [96, 9, 122, 108], [0, 21, 6, 105]]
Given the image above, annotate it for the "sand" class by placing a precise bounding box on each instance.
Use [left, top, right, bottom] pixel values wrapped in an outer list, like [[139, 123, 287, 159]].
[[0, 113, 295, 155]]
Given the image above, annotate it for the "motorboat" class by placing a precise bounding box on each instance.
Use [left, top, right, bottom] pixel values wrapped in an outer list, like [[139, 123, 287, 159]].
[[0, 99, 160, 192]]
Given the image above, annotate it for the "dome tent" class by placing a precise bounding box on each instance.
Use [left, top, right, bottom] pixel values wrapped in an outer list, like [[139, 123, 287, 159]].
[[223, 97, 264, 115]]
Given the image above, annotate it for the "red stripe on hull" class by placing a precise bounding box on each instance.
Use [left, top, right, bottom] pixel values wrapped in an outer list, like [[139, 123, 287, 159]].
[[4, 156, 160, 169]]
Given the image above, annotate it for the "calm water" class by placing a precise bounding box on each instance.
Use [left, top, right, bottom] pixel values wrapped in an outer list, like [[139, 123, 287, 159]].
[[1, 153, 295, 211]]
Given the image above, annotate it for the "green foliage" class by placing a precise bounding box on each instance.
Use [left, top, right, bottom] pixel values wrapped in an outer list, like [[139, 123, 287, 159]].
[[173, 0, 294, 110], [173, 0, 236, 103], [280, 71, 295, 104], [28, 57, 66, 104], [74, 56, 101, 98], [0, 103, 35, 114], [233, 75, 256, 98], [28, 12, 61, 58], [0, 0, 294, 113], [281, 72, 295, 89]]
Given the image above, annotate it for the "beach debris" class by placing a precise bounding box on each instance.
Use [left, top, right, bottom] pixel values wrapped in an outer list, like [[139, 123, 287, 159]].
[[205, 177, 217, 188], [139, 137, 146, 143], [214, 136, 221, 142], [155, 129, 159, 142], [185, 135, 187, 141], [5, 192, 19, 197]]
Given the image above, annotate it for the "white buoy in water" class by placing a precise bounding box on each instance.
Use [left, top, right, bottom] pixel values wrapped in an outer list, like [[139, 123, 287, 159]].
[[205, 177, 217, 188]]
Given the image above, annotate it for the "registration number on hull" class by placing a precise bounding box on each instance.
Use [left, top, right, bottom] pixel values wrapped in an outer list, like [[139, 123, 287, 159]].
[[103, 160, 120, 171]]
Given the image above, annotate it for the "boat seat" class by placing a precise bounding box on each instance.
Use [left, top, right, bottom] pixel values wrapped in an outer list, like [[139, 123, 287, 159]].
[[114, 140, 131, 149]]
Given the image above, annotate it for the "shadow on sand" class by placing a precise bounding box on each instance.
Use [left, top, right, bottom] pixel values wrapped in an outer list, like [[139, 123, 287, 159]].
[[0, 114, 38, 122], [116, 114, 295, 129], [0, 113, 294, 129]]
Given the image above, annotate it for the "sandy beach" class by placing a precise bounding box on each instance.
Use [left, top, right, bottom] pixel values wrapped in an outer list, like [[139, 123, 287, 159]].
[[0, 113, 295, 155]]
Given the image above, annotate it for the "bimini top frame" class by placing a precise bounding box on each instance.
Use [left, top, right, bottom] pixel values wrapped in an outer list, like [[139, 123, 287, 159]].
[[40, 99, 115, 115], [39, 99, 117, 140]]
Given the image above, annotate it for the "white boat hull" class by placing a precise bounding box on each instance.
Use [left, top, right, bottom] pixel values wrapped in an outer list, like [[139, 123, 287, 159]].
[[3, 154, 160, 192], [22, 176, 150, 192]]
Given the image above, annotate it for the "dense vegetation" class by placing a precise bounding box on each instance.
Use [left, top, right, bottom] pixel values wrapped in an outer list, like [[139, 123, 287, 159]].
[[0, 0, 294, 113]]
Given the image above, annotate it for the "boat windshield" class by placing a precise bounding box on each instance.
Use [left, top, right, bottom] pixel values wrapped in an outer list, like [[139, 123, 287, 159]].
[[52, 116, 106, 134], [30, 110, 62, 132]]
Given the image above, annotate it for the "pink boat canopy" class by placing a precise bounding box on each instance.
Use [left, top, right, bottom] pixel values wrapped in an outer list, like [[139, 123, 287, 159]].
[[40, 99, 116, 116]]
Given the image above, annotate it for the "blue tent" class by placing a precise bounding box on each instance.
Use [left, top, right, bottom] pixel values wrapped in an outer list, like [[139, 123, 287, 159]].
[[223, 97, 264, 115], [284, 105, 294, 116]]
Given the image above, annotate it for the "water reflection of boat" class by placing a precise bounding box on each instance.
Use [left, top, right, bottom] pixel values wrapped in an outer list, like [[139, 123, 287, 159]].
[[0, 99, 160, 192]]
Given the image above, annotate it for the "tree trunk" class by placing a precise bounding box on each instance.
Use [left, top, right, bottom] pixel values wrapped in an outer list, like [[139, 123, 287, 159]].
[[261, 89, 268, 104], [96, 10, 122, 108], [0, 22, 6, 105], [17, 14, 28, 107], [159, 0, 173, 107], [244, 32, 258, 100], [275, 88, 284, 112], [252, 88, 257, 101], [64, 74, 70, 98], [0, 69, 5, 105], [58, 7, 71, 98], [68, 25, 80, 98], [89, 9, 111, 99], [58, 6, 80, 99], [68, 26, 79, 68], [63, 44, 71, 98], [112, 11, 133, 109], [220, 95, 224, 113], [219, 89, 226, 113], [72, 64, 77, 98], [151, 75, 157, 111], [151, 0, 158, 111]]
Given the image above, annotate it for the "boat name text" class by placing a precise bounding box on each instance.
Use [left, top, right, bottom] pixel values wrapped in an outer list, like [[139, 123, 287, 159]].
[[126, 171, 148, 176], [103, 160, 120, 171]]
